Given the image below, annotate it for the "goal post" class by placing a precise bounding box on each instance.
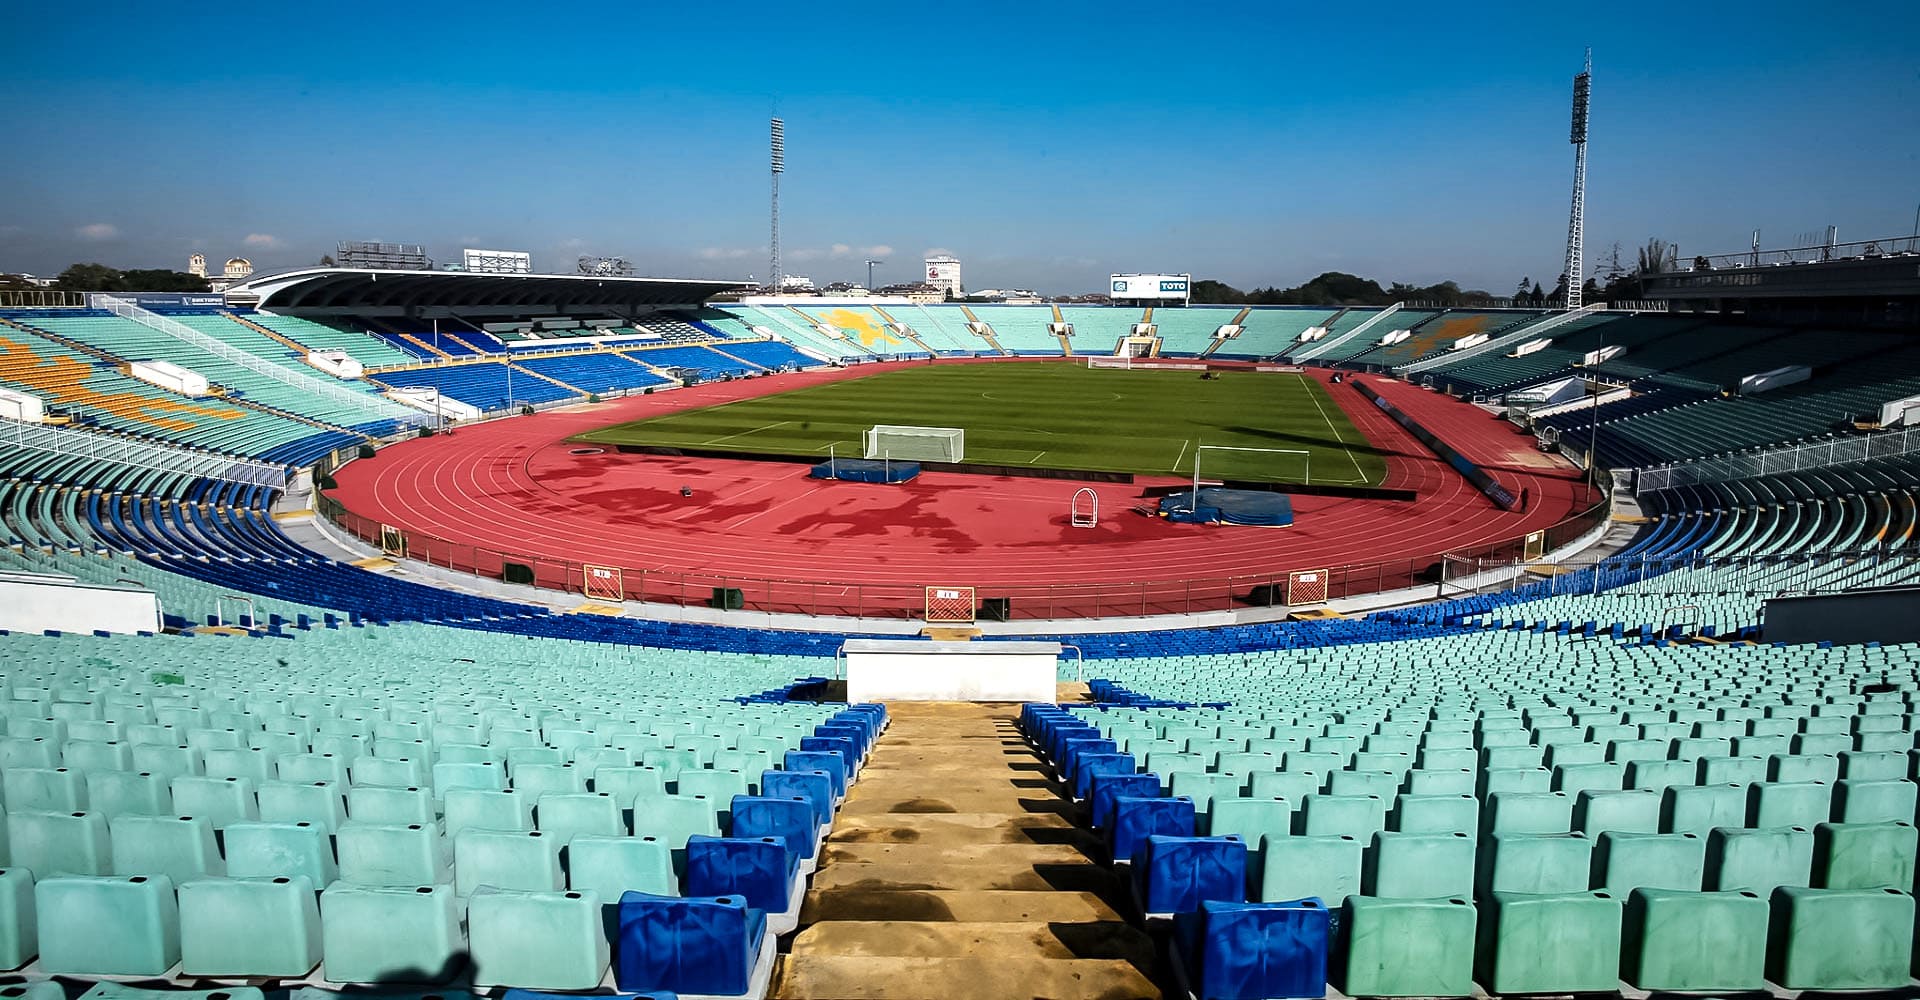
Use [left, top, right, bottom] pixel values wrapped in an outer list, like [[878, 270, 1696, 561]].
[[1192, 445, 1311, 492], [864, 425, 964, 463], [1085, 355, 1132, 370]]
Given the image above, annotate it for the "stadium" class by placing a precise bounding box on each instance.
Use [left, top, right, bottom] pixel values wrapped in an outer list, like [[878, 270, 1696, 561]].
[[6, 13, 1920, 1000]]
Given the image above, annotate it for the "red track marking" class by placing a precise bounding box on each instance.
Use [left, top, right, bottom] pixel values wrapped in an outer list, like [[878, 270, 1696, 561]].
[[329, 361, 1592, 617]]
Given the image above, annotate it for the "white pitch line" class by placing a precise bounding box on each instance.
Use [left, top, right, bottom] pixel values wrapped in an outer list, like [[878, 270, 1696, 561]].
[[702, 419, 792, 446], [1303, 378, 1369, 482], [1171, 438, 1191, 473], [1029, 451, 1047, 465]]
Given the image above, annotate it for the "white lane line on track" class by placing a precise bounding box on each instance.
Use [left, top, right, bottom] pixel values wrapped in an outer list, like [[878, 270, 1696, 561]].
[[728, 484, 829, 531], [1171, 438, 1190, 473]]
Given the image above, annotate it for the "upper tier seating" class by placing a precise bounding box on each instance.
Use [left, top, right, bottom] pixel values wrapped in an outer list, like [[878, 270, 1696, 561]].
[[245, 315, 418, 368], [513, 353, 673, 395], [879, 304, 982, 354], [968, 305, 1061, 355], [365, 363, 579, 412], [24, 314, 413, 431], [1142, 308, 1245, 357], [1218, 308, 1339, 359]]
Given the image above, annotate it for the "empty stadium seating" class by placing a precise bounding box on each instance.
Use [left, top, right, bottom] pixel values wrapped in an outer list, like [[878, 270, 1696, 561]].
[[11, 291, 1920, 996]]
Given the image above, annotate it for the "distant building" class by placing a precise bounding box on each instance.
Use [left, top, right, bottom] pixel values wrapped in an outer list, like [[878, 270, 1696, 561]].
[[186, 252, 251, 292], [878, 281, 945, 304], [924, 256, 962, 298], [775, 275, 817, 292]]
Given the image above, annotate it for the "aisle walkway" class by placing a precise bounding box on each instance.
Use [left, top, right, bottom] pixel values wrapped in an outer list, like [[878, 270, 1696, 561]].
[[771, 701, 1161, 999]]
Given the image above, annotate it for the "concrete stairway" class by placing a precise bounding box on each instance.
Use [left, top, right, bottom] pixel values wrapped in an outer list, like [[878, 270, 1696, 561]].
[[771, 701, 1162, 999]]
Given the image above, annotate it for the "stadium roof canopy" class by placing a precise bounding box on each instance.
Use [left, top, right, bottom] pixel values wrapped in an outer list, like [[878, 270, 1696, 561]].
[[226, 268, 750, 314]]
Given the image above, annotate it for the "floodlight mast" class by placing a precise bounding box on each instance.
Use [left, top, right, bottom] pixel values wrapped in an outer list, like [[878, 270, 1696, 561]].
[[770, 118, 784, 295], [1563, 49, 1592, 310]]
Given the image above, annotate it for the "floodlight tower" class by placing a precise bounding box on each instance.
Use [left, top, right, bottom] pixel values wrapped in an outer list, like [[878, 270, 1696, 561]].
[[1563, 50, 1592, 309], [865, 259, 883, 289], [770, 118, 784, 295]]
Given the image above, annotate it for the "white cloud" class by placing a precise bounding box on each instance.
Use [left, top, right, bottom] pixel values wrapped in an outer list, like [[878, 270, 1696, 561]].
[[74, 223, 119, 241], [697, 246, 755, 261], [862, 244, 894, 257], [558, 237, 588, 250], [923, 247, 954, 258], [243, 233, 283, 249]]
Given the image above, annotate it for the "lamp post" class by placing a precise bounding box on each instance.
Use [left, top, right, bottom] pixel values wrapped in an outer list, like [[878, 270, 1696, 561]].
[[1588, 334, 1609, 503], [865, 259, 883, 290]]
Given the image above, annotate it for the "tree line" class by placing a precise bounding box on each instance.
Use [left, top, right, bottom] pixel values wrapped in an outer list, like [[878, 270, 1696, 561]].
[[1193, 239, 1681, 307], [39, 263, 213, 292]]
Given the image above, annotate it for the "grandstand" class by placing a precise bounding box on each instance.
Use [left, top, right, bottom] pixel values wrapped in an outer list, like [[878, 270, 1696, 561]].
[[968, 304, 1061, 355], [6, 259, 1920, 999]]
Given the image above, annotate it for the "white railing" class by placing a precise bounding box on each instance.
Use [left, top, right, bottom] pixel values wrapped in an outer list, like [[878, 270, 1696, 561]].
[[1399, 303, 1607, 375], [1635, 425, 1920, 494], [1, 416, 287, 488], [93, 296, 424, 426], [1289, 302, 1401, 363]]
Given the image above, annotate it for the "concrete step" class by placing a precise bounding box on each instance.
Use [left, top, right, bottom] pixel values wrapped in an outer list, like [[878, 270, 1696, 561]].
[[771, 954, 1159, 1000], [828, 812, 1088, 847], [789, 920, 1154, 962], [836, 791, 1072, 816], [800, 888, 1125, 923], [821, 841, 1095, 866], [810, 860, 1111, 893]]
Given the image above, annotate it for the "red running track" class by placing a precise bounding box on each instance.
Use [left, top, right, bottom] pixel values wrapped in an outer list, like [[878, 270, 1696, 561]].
[[328, 361, 1596, 619]]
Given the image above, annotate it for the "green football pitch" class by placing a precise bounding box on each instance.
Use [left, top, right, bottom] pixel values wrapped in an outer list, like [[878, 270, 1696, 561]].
[[573, 362, 1388, 484]]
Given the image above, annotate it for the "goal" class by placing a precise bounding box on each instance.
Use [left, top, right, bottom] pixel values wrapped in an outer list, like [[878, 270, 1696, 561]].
[[864, 425, 965, 463], [1085, 355, 1132, 370]]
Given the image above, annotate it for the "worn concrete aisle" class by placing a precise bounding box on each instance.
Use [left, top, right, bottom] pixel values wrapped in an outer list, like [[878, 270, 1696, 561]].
[[771, 700, 1162, 999]]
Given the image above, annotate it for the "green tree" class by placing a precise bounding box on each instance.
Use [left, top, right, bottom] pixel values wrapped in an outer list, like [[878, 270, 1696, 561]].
[[319, 254, 337, 267], [1190, 279, 1246, 304], [53, 263, 125, 291], [120, 269, 211, 292]]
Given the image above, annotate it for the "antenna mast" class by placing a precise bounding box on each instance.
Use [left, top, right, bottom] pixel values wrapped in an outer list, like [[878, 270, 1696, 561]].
[[1563, 50, 1592, 309]]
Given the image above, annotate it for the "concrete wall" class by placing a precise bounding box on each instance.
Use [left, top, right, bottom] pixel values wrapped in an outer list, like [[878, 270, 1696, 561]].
[[1764, 586, 1920, 646], [0, 574, 160, 634], [0, 388, 45, 422]]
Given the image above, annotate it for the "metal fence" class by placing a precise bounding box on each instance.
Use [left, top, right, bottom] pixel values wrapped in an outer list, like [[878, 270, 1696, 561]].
[[1635, 425, 1920, 494], [1, 415, 287, 488], [1431, 548, 1920, 605], [315, 486, 1613, 622]]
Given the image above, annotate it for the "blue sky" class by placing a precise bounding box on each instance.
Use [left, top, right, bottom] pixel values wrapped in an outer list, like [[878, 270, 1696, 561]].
[[2, 0, 1915, 295]]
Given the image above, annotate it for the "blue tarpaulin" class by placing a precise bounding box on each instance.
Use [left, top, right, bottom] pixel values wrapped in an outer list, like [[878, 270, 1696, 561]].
[[809, 458, 920, 483], [1158, 488, 1295, 527]]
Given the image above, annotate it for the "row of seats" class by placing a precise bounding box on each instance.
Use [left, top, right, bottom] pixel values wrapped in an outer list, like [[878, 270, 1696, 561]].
[[0, 625, 887, 990], [1031, 696, 1920, 993]]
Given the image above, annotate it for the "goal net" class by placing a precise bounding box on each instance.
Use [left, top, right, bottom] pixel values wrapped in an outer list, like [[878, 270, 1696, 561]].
[[1085, 355, 1132, 370], [864, 425, 964, 463]]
